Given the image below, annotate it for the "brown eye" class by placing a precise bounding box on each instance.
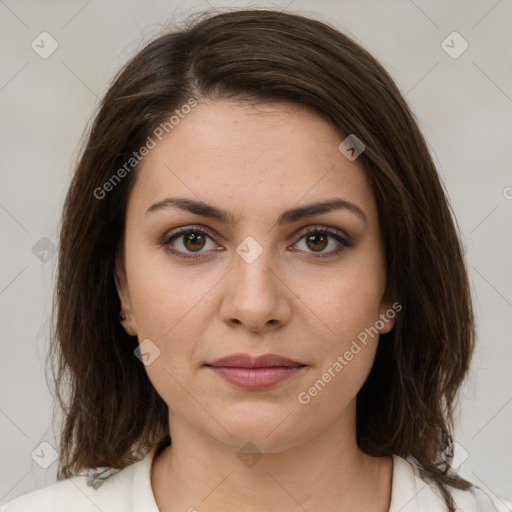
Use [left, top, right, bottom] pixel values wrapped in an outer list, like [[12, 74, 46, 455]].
[[293, 227, 353, 259], [160, 225, 353, 261], [161, 227, 220, 260], [182, 232, 207, 252], [305, 233, 329, 252]]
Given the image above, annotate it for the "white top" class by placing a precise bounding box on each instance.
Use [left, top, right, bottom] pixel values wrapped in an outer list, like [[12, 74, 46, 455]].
[[1, 445, 510, 511]]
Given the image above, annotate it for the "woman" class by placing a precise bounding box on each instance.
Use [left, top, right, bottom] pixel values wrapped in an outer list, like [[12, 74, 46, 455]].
[[1, 8, 509, 512]]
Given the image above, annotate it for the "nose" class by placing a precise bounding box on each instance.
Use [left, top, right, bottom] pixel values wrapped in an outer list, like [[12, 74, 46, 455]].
[[219, 241, 292, 333]]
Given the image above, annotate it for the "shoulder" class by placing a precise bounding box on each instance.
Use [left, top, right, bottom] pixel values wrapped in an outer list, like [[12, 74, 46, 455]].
[[0, 468, 131, 512], [390, 455, 512, 512], [0, 454, 154, 512]]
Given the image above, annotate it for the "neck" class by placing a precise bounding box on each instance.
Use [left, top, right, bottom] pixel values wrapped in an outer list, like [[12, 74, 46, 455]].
[[151, 409, 392, 512]]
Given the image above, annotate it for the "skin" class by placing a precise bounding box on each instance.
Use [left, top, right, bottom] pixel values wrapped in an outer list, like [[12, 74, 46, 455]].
[[115, 99, 395, 512]]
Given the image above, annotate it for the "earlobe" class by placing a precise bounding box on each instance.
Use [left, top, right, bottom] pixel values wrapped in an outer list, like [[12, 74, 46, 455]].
[[377, 300, 399, 335], [120, 320, 137, 337]]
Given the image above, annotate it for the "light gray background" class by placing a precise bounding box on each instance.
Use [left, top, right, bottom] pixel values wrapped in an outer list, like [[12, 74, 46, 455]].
[[1, 0, 511, 505]]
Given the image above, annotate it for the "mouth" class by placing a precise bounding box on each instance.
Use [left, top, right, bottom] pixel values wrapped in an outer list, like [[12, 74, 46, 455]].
[[204, 353, 307, 390], [205, 352, 306, 368]]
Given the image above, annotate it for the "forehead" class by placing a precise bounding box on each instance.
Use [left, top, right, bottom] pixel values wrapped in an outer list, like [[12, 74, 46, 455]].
[[128, 99, 377, 224]]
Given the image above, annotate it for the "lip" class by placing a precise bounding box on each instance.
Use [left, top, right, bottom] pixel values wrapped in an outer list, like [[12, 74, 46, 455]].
[[207, 366, 306, 390], [205, 353, 307, 390], [206, 353, 305, 368]]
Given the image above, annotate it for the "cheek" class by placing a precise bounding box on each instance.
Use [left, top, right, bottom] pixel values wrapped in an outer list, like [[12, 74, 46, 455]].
[[126, 265, 206, 406], [126, 244, 211, 338], [295, 253, 386, 397], [296, 344, 377, 424], [305, 261, 386, 343], [296, 273, 383, 412]]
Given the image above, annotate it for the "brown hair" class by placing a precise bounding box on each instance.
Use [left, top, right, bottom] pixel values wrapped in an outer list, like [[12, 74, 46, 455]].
[[49, 8, 474, 510]]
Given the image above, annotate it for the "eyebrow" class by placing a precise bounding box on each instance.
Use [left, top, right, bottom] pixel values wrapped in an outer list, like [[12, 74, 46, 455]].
[[146, 197, 367, 225]]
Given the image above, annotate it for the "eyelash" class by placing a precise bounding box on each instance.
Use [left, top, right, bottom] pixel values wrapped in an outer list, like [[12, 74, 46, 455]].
[[159, 225, 354, 261]]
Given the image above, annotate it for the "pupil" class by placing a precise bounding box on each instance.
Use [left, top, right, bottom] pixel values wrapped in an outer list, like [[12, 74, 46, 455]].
[[185, 233, 205, 251], [307, 234, 327, 252]]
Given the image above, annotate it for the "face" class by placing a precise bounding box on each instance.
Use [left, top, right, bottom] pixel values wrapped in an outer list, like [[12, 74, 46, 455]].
[[114, 99, 396, 453]]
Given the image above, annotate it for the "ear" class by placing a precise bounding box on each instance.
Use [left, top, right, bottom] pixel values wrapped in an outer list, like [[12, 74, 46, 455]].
[[114, 253, 137, 337], [376, 289, 400, 335]]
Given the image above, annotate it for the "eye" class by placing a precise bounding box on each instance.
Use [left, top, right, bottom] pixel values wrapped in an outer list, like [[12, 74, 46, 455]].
[[159, 225, 353, 260], [292, 226, 353, 259], [160, 226, 221, 260]]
